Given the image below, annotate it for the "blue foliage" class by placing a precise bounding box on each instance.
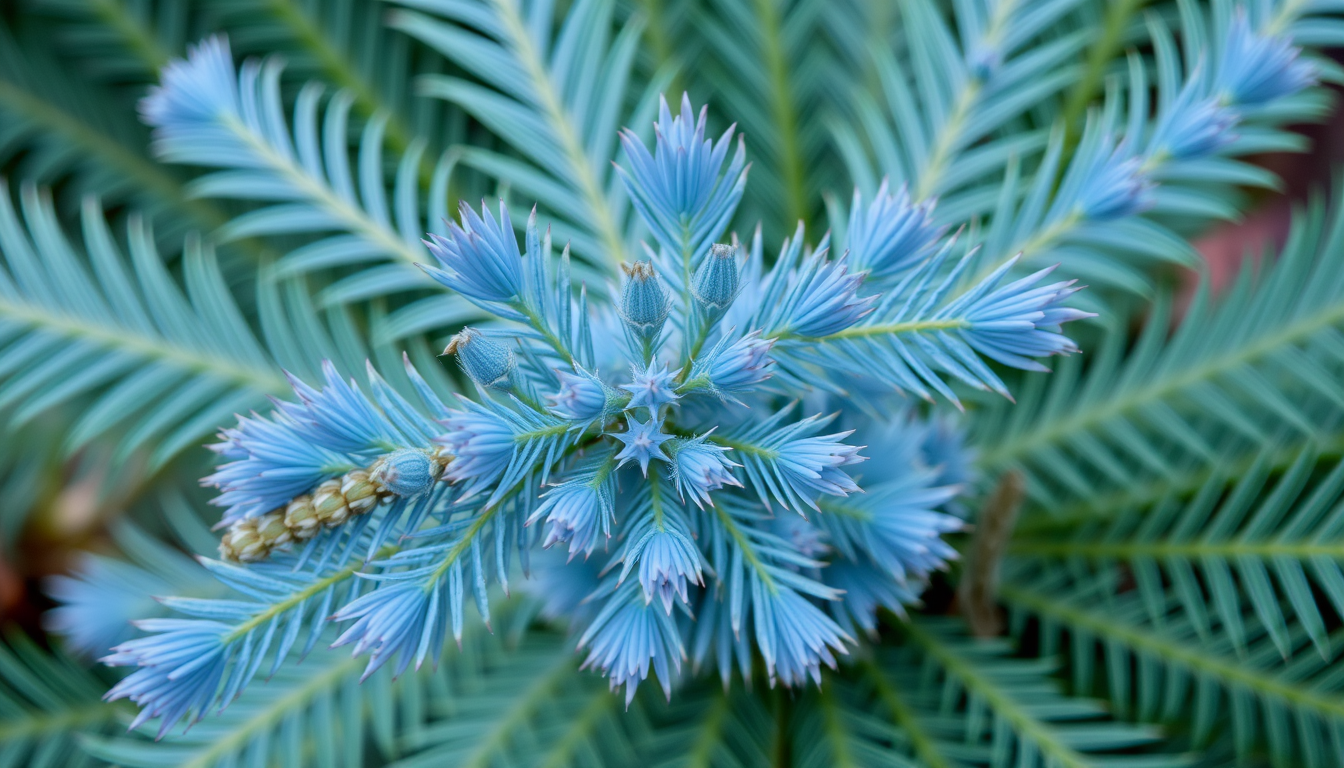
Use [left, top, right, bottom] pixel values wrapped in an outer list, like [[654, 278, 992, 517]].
[[616, 95, 749, 276], [106, 81, 1119, 725], [1217, 10, 1317, 107]]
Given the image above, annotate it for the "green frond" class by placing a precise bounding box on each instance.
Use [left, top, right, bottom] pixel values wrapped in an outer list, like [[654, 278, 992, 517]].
[[0, 181, 369, 468], [689, 0, 852, 239], [0, 16, 238, 246], [833, 618, 1180, 768], [1012, 446, 1344, 659], [1003, 568, 1344, 768], [199, 0, 456, 178], [833, 0, 1087, 220], [0, 634, 124, 768], [974, 192, 1344, 512], [37, 0, 455, 170], [642, 686, 775, 768], [387, 0, 668, 274]]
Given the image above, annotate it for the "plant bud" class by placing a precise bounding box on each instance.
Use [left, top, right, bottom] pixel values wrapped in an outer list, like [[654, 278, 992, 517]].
[[691, 243, 740, 314], [371, 449, 437, 496], [619, 261, 670, 340], [548, 370, 611, 420], [445, 327, 515, 389]]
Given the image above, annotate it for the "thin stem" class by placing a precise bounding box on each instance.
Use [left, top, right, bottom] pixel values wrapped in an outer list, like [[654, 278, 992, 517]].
[[1012, 539, 1344, 560], [518, 303, 576, 367], [1057, 0, 1150, 156], [1002, 583, 1344, 720], [902, 619, 1096, 768], [492, 0, 625, 271], [754, 0, 807, 230], [979, 299, 1344, 468], [807, 318, 971, 342], [860, 657, 954, 768], [224, 115, 425, 271], [0, 296, 288, 395]]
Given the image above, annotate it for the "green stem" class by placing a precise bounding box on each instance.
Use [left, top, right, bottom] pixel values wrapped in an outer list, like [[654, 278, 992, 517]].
[[860, 657, 954, 768], [902, 619, 1096, 768], [807, 318, 971, 342], [0, 703, 121, 743], [682, 689, 731, 768], [0, 295, 288, 394], [535, 685, 620, 768], [223, 114, 425, 270], [816, 680, 856, 768], [911, 0, 1016, 201], [915, 81, 983, 202], [492, 0, 626, 272], [1002, 582, 1344, 720], [0, 80, 232, 236], [518, 303, 576, 367], [712, 504, 774, 592], [1057, 0, 1149, 156], [1015, 435, 1344, 534], [754, 0, 807, 230], [259, 0, 433, 188], [1012, 539, 1344, 560], [649, 463, 667, 531], [706, 434, 779, 461], [178, 653, 365, 768], [979, 299, 1344, 469], [456, 650, 578, 768], [85, 0, 172, 73], [223, 546, 390, 644]]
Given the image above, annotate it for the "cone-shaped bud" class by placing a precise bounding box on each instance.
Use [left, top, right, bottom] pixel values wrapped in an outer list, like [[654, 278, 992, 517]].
[[371, 449, 438, 496], [549, 369, 612, 421], [445, 328, 515, 389], [619, 261, 670, 341], [691, 243, 741, 315]]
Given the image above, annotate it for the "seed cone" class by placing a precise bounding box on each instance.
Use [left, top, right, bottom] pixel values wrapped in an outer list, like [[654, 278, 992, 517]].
[[219, 449, 450, 561]]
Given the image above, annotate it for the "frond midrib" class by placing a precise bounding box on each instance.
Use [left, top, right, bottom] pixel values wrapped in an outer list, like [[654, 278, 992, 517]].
[[0, 80, 231, 234], [859, 658, 954, 768], [176, 652, 366, 768], [455, 649, 578, 768], [534, 685, 619, 768], [752, 0, 806, 228], [1016, 433, 1344, 534], [258, 0, 426, 181], [980, 298, 1344, 468], [0, 295, 287, 394], [903, 619, 1096, 768], [489, 0, 625, 271], [1012, 539, 1344, 559], [85, 0, 173, 73], [0, 701, 119, 742], [1002, 582, 1344, 719], [224, 114, 425, 271]]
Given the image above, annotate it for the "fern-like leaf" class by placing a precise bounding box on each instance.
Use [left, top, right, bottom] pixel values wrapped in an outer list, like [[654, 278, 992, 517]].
[[386, 0, 668, 273], [976, 191, 1344, 510]]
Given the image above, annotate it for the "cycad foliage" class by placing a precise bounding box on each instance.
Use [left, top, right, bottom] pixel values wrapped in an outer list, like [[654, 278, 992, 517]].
[[5, 0, 1344, 766]]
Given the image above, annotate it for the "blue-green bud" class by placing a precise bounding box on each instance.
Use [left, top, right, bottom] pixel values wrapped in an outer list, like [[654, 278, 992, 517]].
[[445, 327, 515, 389], [619, 261, 670, 341], [691, 243, 740, 314], [371, 449, 438, 496]]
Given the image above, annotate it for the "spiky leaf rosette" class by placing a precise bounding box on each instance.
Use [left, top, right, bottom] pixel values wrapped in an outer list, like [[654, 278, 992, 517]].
[[94, 90, 1100, 732]]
